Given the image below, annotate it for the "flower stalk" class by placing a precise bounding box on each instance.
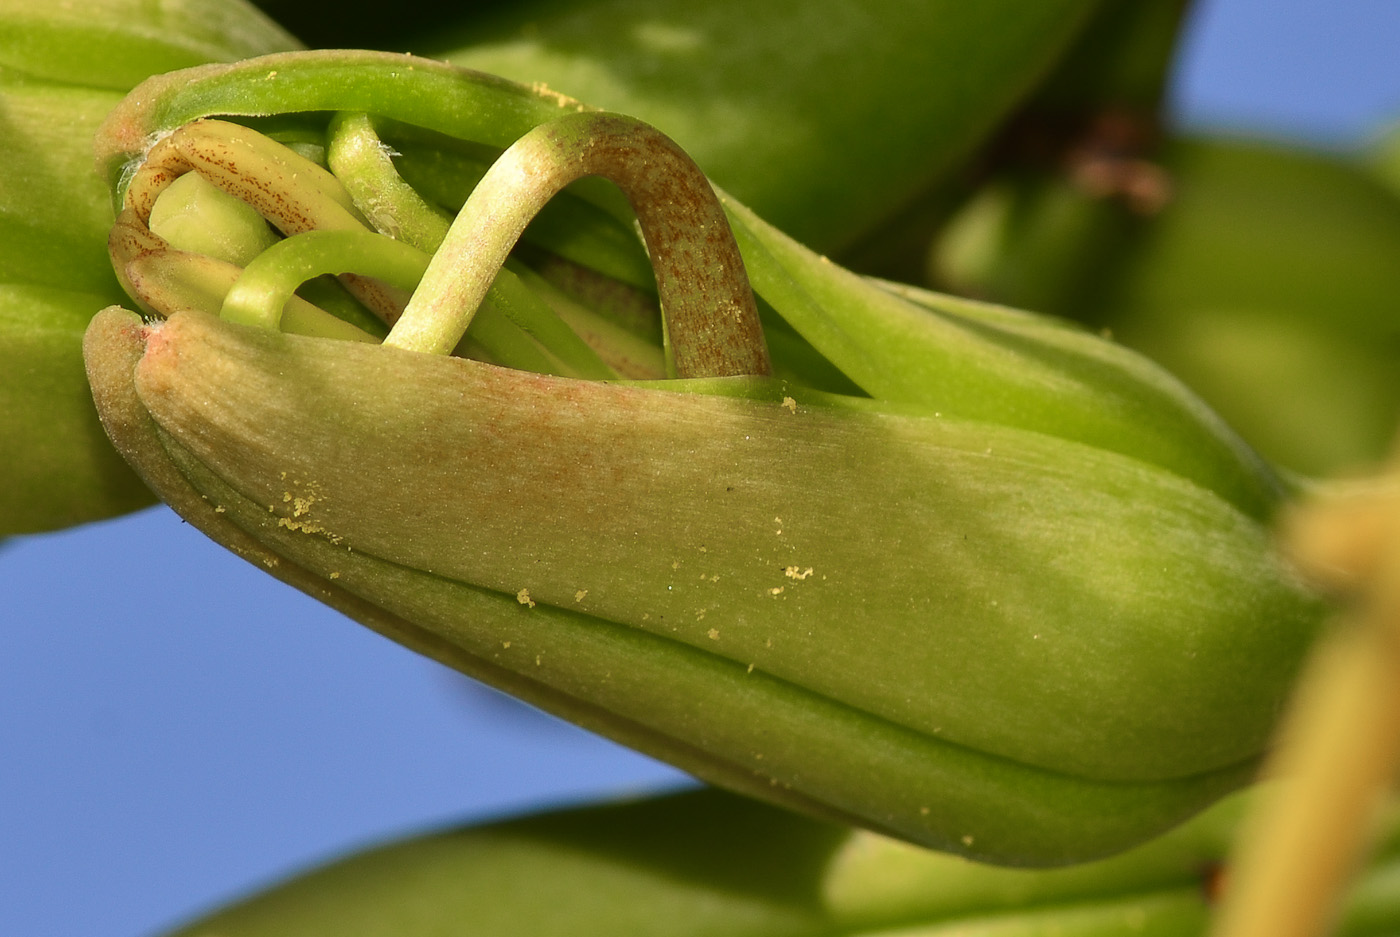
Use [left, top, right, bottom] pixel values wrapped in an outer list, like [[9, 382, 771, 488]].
[[0, 0, 300, 535], [1209, 468, 1400, 937]]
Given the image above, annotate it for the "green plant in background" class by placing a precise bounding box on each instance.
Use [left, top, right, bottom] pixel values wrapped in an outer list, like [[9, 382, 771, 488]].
[[4, 0, 1398, 934], [251, 0, 1109, 251], [158, 786, 1400, 937], [0, 0, 299, 534], [1370, 121, 1400, 198], [927, 0, 1400, 479], [919, 0, 1400, 481], [934, 138, 1400, 479]]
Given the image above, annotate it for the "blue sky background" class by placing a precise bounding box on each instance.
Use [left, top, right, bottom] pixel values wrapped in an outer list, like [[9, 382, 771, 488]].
[[3, 2, 1399, 935]]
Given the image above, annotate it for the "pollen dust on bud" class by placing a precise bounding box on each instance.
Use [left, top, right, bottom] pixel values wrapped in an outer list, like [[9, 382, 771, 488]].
[[274, 477, 337, 541]]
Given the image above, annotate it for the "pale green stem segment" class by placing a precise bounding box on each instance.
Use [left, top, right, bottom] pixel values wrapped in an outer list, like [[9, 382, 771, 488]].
[[108, 209, 379, 344], [325, 112, 453, 253], [221, 229, 429, 331], [385, 111, 770, 379], [147, 171, 279, 268], [124, 118, 406, 325], [215, 224, 617, 377], [478, 261, 618, 379], [1211, 475, 1400, 937], [325, 111, 616, 379]]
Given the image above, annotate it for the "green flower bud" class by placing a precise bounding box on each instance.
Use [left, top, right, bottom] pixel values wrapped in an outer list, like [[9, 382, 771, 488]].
[[0, 0, 298, 535], [419, 0, 1107, 252], [1094, 139, 1400, 478], [1, 0, 298, 89], [85, 53, 1324, 866], [160, 786, 1400, 937], [0, 0, 1150, 535], [934, 137, 1400, 477], [248, 0, 1108, 252], [0, 74, 146, 534]]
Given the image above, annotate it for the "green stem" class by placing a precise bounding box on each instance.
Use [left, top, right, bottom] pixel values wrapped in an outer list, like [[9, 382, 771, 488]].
[[384, 111, 770, 379], [512, 260, 666, 379], [1211, 478, 1400, 937], [109, 205, 378, 343], [326, 112, 615, 378], [326, 112, 453, 252], [123, 118, 408, 326], [215, 220, 616, 377], [221, 229, 430, 331], [98, 51, 581, 203], [485, 261, 617, 379]]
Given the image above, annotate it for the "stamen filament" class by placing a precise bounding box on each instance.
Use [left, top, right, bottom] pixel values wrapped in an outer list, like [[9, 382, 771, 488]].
[[126, 119, 405, 325], [326, 112, 453, 252], [222, 229, 430, 331], [385, 112, 770, 379]]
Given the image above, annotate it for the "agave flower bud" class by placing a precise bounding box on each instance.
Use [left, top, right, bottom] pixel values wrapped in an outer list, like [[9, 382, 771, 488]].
[[0, 74, 150, 534], [418, 0, 1106, 252], [161, 786, 1400, 937], [2, 0, 298, 89], [87, 53, 1323, 866], [241, 0, 1109, 252], [935, 136, 1400, 477], [1370, 120, 1400, 198], [0, 0, 298, 535]]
